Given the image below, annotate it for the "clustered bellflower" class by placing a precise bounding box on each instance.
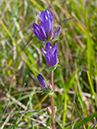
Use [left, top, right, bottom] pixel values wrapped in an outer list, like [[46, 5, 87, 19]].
[[32, 8, 61, 90], [37, 74, 48, 89], [42, 42, 58, 67], [31, 9, 61, 41]]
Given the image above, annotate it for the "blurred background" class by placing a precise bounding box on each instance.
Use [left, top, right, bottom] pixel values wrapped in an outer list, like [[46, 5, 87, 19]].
[[0, 0, 97, 128]]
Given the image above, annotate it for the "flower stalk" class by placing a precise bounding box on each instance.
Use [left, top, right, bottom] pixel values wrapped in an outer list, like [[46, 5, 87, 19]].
[[50, 71, 55, 129]]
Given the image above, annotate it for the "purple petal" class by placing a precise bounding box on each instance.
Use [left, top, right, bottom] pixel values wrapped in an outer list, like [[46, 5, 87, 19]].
[[50, 21, 53, 30], [38, 10, 41, 17], [31, 28, 34, 31], [42, 48, 46, 54], [44, 20, 52, 34], [45, 9, 53, 20], [32, 23, 47, 41], [50, 51, 57, 66], [33, 23, 39, 29], [46, 42, 53, 52], [50, 8, 53, 20], [39, 27, 47, 40], [34, 30, 42, 40], [45, 9, 50, 18], [32, 26, 43, 40], [39, 10, 45, 22], [40, 21, 44, 29], [54, 43, 58, 54], [53, 49, 58, 64], [45, 52, 53, 66], [32, 23, 41, 37], [54, 26, 61, 38], [50, 43, 58, 55], [45, 52, 57, 66]]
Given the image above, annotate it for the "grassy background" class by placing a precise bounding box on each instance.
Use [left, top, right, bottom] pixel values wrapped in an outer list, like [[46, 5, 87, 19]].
[[0, 0, 97, 128]]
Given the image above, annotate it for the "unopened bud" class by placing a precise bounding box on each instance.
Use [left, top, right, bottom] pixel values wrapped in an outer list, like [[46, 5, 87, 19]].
[[53, 26, 61, 39], [37, 74, 48, 89]]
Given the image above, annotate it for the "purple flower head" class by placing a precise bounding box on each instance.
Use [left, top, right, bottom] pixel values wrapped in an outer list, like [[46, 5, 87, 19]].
[[42, 42, 58, 67], [37, 74, 48, 89], [31, 9, 61, 41]]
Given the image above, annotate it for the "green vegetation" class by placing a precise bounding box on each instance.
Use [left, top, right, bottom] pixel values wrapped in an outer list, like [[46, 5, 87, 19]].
[[0, 0, 97, 128]]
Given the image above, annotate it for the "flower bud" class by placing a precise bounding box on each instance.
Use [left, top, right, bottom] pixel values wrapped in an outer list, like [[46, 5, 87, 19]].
[[53, 26, 61, 39], [37, 74, 48, 89]]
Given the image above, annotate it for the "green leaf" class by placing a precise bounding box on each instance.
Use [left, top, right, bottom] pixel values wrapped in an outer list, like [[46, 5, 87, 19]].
[[65, 113, 97, 129]]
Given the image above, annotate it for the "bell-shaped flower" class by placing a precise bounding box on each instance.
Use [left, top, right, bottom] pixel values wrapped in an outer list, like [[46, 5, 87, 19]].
[[37, 74, 48, 89], [31, 23, 47, 41], [42, 42, 58, 67], [31, 9, 61, 41], [39, 8, 53, 34]]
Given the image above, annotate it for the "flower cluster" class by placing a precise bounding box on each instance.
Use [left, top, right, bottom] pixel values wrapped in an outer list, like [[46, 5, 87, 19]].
[[31, 9, 61, 41], [32, 9, 61, 89]]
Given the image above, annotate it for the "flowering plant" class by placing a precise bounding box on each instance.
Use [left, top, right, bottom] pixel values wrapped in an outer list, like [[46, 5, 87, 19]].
[[32, 8, 61, 129]]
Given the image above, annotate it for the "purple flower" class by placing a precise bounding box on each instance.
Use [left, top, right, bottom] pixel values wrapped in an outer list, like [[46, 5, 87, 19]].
[[31, 23, 47, 41], [31, 9, 61, 41], [37, 74, 48, 89], [39, 9, 53, 34], [42, 42, 58, 67]]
